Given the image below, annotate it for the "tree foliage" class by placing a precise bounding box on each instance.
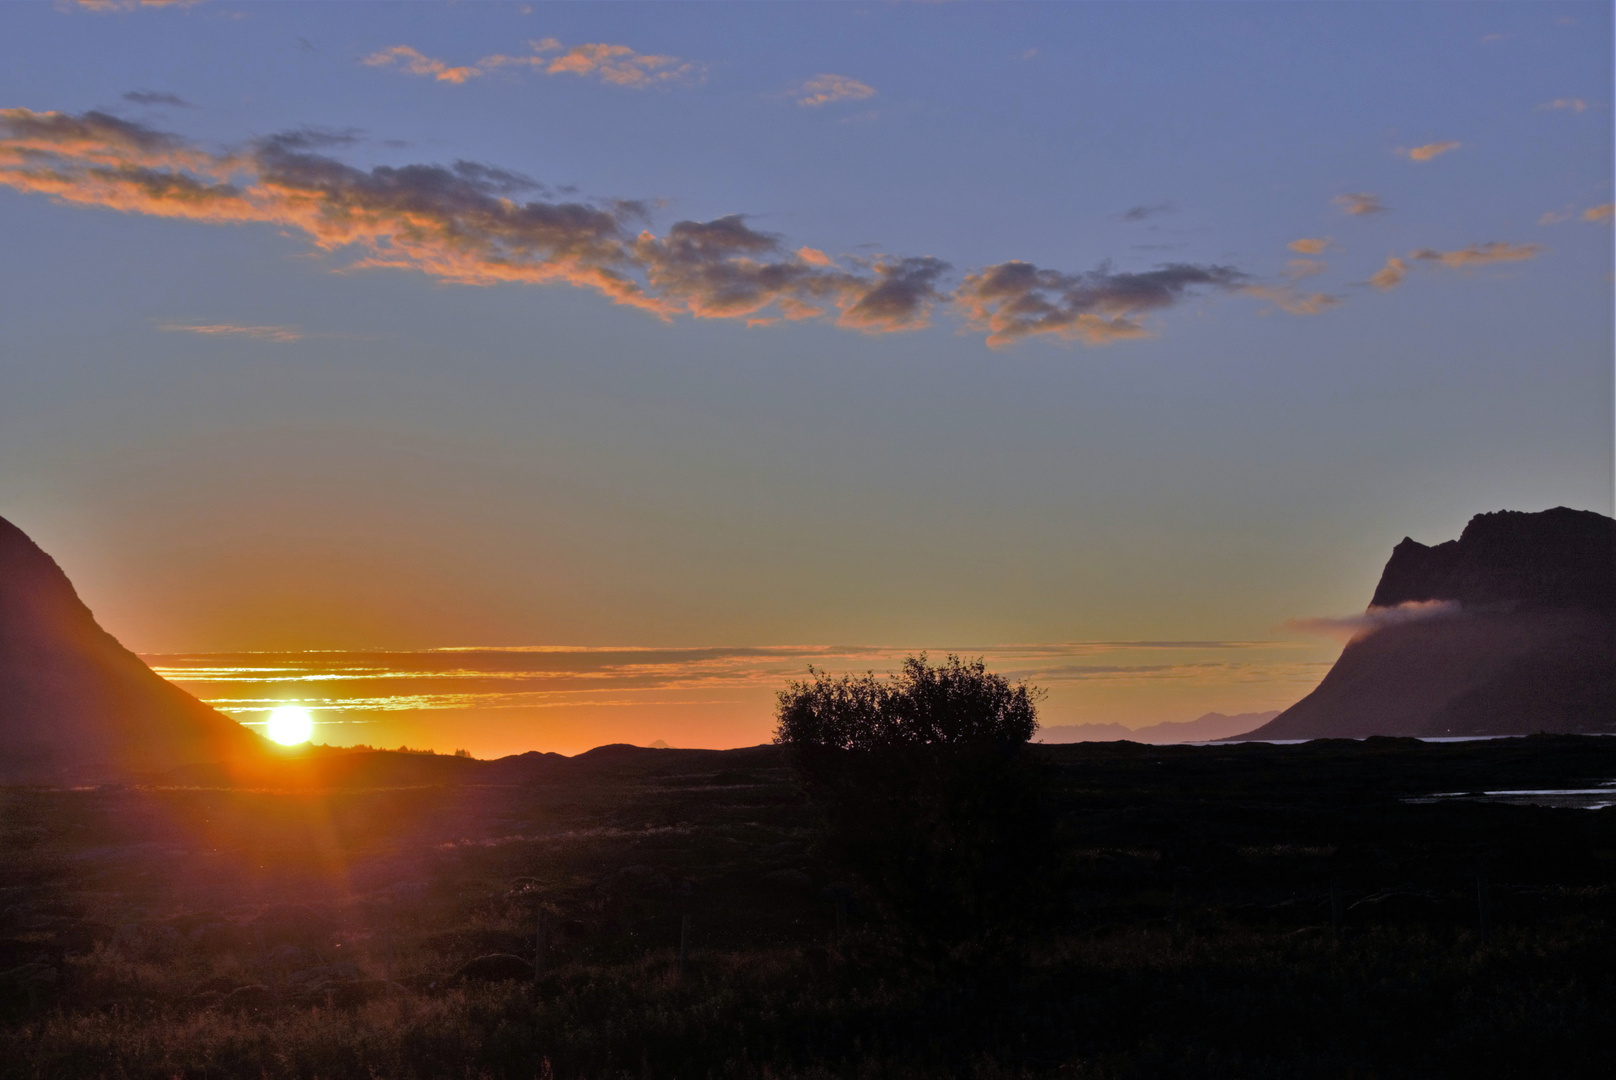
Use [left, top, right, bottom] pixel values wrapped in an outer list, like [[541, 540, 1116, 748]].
[[774, 654, 1054, 949], [774, 654, 1039, 754]]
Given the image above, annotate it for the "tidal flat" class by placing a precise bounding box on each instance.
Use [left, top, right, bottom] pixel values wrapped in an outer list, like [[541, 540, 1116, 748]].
[[3, 735, 1614, 1079]]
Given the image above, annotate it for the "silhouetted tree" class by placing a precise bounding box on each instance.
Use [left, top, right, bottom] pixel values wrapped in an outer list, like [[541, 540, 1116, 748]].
[[775, 654, 1055, 950]]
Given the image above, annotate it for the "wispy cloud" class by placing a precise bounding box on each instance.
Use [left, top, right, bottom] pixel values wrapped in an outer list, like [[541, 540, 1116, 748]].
[[1539, 97, 1589, 113], [1287, 237, 1332, 255], [1120, 203, 1172, 222], [122, 90, 192, 108], [1334, 192, 1387, 217], [71, 0, 201, 10], [1285, 600, 1459, 641], [362, 45, 482, 84], [1541, 202, 1612, 226], [148, 640, 1315, 714], [1242, 257, 1338, 315], [1401, 140, 1461, 162], [790, 74, 876, 107], [1367, 256, 1407, 291], [364, 38, 705, 89], [159, 322, 302, 342], [486, 38, 705, 88], [1365, 243, 1542, 291], [1409, 241, 1544, 268], [1243, 285, 1339, 316], [954, 261, 1248, 347]]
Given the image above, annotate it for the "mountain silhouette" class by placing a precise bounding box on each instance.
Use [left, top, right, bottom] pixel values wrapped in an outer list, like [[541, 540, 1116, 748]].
[[1241, 508, 1615, 740], [1039, 710, 1280, 744], [0, 514, 266, 781]]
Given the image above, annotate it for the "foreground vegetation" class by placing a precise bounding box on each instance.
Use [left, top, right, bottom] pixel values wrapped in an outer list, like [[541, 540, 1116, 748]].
[[2, 735, 1614, 1078]]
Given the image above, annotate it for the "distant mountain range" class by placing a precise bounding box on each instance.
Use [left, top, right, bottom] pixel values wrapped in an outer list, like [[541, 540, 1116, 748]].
[[1234, 507, 1615, 740], [1038, 711, 1280, 744], [0, 514, 266, 782]]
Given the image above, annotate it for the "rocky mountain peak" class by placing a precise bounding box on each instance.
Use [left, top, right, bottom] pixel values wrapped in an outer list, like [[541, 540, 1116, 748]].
[[1369, 506, 1615, 612]]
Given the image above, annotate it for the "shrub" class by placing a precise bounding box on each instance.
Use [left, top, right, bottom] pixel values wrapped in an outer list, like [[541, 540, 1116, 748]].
[[774, 655, 1054, 949]]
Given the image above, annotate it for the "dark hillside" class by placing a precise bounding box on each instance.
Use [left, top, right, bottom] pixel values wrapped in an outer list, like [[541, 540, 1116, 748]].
[[0, 515, 266, 781]]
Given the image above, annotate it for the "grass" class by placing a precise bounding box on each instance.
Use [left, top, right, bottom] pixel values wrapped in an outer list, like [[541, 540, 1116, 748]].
[[2, 736, 1614, 1078]]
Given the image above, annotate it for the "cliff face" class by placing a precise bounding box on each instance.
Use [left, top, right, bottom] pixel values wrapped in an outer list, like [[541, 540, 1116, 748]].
[[1244, 507, 1615, 740], [0, 515, 266, 781], [1370, 508, 1616, 612]]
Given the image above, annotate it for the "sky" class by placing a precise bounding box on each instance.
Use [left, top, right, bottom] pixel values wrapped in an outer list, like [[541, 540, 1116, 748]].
[[1, 1, 1610, 756]]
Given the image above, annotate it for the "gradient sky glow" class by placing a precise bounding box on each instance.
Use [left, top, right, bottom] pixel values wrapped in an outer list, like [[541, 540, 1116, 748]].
[[2, 1, 1611, 755]]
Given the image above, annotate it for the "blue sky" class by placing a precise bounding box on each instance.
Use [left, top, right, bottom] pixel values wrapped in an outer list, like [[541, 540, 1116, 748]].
[[1, 1, 1609, 752]]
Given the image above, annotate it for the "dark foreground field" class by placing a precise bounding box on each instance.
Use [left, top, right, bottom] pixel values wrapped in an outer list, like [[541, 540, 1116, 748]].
[[3, 736, 1614, 1079]]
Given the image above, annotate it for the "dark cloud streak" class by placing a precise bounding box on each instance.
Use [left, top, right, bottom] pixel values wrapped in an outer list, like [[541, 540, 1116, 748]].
[[955, 260, 1248, 346], [1120, 203, 1172, 222], [122, 90, 192, 108]]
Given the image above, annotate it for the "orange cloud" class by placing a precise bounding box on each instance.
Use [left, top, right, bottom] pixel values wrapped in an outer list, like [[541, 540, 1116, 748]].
[[1540, 98, 1589, 113], [1367, 256, 1407, 291], [522, 38, 704, 88], [362, 45, 481, 83], [1409, 242, 1544, 268], [159, 322, 302, 342], [1402, 140, 1461, 162], [1239, 257, 1339, 315], [1283, 259, 1327, 280], [1333, 192, 1387, 217], [1583, 203, 1614, 225], [791, 74, 876, 107], [1244, 284, 1339, 316], [1287, 237, 1331, 255], [366, 39, 704, 89], [1365, 244, 1542, 290], [0, 109, 952, 338]]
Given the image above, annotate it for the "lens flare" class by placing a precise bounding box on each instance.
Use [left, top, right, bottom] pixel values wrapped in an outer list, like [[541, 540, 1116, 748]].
[[266, 705, 315, 746]]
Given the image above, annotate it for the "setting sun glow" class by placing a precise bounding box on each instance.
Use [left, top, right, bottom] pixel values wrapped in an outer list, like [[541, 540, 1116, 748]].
[[265, 705, 314, 746]]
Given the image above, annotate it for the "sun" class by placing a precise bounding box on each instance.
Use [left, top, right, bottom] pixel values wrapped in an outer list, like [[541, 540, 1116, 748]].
[[266, 705, 315, 746]]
